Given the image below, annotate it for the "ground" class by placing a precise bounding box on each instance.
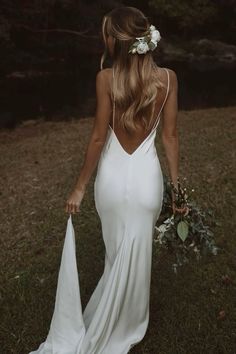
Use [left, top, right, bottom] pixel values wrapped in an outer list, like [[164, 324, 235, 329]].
[[0, 106, 235, 354]]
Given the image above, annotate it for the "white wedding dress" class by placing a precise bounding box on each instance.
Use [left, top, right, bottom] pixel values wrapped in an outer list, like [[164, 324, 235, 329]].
[[29, 67, 170, 354]]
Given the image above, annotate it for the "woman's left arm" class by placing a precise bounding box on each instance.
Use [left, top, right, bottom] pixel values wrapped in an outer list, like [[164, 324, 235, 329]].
[[65, 69, 112, 214]]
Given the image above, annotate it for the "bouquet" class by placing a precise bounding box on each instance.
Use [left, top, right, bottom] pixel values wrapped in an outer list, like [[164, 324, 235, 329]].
[[154, 175, 221, 273]]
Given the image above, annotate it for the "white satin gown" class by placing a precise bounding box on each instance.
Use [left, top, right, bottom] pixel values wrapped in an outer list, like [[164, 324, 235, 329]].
[[29, 67, 170, 354]]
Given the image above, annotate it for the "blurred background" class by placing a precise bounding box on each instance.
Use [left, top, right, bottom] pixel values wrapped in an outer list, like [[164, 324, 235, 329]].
[[0, 0, 235, 129], [1, 3, 236, 354]]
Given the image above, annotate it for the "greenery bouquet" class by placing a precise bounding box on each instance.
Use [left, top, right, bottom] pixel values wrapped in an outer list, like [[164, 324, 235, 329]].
[[154, 175, 221, 273]]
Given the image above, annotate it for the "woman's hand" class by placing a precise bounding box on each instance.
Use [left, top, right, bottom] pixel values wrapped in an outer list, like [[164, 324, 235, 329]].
[[65, 186, 86, 214]]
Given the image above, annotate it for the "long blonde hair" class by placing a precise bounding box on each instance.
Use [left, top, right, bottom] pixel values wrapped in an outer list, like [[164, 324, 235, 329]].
[[100, 6, 166, 135]]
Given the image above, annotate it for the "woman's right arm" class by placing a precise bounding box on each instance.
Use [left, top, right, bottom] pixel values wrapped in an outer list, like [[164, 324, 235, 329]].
[[161, 69, 179, 201]]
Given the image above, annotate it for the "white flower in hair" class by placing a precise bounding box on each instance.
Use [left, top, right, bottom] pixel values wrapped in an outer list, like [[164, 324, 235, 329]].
[[151, 29, 161, 43], [136, 41, 149, 54], [128, 24, 161, 55]]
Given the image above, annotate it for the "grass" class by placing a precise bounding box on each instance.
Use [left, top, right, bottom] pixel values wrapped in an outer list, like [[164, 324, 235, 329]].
[[0, 107, 235, 354]]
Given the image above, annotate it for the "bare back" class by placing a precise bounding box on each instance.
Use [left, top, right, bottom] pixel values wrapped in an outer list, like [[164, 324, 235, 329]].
[[108, 67, 170, 155]]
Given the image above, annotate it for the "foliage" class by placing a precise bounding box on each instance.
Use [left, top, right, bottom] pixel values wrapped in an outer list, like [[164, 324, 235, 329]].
[[0, 0, 234, 75], [149, 0, 218, 29], [149, 0, 235, 40], [154, 175, 221, 273]]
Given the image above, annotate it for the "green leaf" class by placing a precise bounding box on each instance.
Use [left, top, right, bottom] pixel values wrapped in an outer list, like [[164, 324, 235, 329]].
[[177, 221, 189, 242], [148, 41, 156, 50]]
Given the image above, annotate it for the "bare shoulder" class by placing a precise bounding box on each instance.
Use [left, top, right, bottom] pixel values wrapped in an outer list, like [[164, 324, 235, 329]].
[[96, 68, 112, 81], [96, 68, 108, 82], [156, 67, 177, 88], [164, 67, 178, 92], [96, 68, 111, 93], [163, 67, 177, 77]]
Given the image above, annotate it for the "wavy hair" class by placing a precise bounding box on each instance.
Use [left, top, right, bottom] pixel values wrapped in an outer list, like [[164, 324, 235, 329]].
[[100, 6, 166, 134]]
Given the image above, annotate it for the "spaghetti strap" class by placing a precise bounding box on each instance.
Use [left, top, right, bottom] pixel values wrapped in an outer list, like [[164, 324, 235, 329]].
[[163, 68, 170, 103], [163, 68, 170, 105], [151, 67, 170, 132], [112, 67, 115, 132]]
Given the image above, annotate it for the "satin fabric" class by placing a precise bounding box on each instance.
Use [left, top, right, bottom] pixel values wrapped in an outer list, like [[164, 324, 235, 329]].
[[29, 68, 170, 354]]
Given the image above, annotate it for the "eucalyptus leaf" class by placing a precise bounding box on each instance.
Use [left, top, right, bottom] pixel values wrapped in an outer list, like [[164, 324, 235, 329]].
[[177, 221, 189, 242], [154, 174, 220, 273]]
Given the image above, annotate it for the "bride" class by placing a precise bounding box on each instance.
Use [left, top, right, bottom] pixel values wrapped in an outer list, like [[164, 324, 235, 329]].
[[29, 6, 180, 354]]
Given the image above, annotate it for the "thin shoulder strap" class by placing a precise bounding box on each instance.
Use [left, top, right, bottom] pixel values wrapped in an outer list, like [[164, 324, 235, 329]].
[[112, 67, 115, 132], [163, 68, 170, 103], [152, 67, 170, 131]]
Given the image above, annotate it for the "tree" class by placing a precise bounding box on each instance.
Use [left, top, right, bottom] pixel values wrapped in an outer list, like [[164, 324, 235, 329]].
[[149, 0, 219, 37]]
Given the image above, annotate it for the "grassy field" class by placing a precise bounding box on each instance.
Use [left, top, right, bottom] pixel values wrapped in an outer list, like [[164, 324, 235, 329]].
[[0, 106, 235, 354]]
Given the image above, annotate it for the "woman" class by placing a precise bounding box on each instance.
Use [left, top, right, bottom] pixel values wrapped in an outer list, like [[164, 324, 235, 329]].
[[29, 6, 179, 354]]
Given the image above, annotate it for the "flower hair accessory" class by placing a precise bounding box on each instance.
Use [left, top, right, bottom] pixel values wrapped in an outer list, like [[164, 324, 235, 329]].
[[128, 24, 161, 55]]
